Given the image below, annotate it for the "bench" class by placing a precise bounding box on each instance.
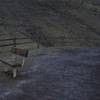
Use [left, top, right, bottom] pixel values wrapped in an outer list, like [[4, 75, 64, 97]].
[[0, 48, 29, 78]]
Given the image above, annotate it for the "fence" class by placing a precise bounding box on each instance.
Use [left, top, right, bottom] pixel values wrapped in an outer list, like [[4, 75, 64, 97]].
[[0, 34, 100, 53]]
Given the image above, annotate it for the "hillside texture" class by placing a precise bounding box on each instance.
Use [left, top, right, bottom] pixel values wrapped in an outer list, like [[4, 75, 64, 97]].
[[0, 0, 100, 47]]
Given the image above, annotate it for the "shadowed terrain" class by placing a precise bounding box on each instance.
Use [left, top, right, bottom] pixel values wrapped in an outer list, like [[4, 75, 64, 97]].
[[0, 0, 100, 47], [0, 48, 99, 100], [0, 0, 100, 100]]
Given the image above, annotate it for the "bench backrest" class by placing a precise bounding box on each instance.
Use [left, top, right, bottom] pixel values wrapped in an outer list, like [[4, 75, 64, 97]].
[[11, 48, 29, 57]]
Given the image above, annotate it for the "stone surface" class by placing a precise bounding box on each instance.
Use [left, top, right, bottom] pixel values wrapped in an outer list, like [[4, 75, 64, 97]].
[[0, 47, 99, 100]]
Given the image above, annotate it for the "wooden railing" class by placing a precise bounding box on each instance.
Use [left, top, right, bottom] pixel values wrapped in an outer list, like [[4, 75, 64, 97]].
[[0, 38, 33, 47], [0, 34, 100, 49]]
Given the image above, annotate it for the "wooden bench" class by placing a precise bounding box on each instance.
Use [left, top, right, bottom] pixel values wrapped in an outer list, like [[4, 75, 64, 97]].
[[0, 48, 29, 78]]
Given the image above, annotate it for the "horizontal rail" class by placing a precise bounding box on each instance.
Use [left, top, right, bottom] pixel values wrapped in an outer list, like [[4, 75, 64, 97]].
[[0, 37, 29, 42], [46, 37, 84, 39], [0, 36, 99, 41], [46, 36, 100, 40], [0, 41, 33, 47], [0, 33, 9, 36]]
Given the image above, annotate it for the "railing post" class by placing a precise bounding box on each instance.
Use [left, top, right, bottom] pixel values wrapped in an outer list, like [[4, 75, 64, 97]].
[[37, 36, 40, 48], [60, 36, 64, 46], [13, 37, 16, 48], [12, 37, 16, 63]]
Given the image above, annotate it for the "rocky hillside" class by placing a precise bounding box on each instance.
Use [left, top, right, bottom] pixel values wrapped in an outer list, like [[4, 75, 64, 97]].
[[0, 0, 100, 47]]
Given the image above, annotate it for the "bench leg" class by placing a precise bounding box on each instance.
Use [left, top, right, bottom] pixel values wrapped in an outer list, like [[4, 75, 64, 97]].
[[12, 68, 17, 78]]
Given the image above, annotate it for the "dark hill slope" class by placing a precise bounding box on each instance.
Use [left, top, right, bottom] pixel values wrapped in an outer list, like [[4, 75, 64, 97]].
[[0, 0, 100, 47]]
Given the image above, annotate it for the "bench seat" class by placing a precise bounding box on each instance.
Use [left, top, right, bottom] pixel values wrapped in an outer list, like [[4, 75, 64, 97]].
[[0, 48, 29, 78]]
